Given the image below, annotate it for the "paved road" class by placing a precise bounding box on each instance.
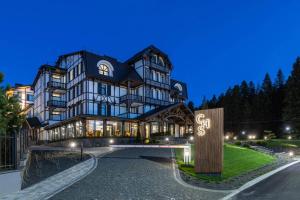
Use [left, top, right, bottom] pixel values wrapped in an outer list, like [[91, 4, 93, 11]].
[[234, 162, 300, 200], [51, 148, 226, 200]]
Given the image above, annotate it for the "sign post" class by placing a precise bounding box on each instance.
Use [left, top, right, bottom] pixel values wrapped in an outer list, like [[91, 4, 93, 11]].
[[194, 108, 224, 175]]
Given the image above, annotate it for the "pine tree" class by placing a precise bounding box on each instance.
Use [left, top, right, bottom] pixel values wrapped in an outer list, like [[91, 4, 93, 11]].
[[283, 57, 300, 133], [187, 101, 195, 111]]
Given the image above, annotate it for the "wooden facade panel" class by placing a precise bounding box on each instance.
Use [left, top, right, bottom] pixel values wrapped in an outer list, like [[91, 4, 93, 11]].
[[194, 108, 224, 174]]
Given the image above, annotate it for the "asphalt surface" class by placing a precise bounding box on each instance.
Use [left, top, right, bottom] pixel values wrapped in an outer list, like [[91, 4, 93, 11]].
[[234, 162, 300, 200], [50, 148, 225, 200]]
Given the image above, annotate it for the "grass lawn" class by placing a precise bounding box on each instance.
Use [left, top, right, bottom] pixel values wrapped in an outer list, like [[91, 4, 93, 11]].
[[262, 139, 300, 148], [175, 143, 275, 182]]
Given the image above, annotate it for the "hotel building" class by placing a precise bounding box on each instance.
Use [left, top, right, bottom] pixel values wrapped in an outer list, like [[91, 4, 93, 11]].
[[24, 45, 194, 143]]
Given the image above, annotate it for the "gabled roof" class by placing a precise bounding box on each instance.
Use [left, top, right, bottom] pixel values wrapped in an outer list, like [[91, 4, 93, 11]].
[[125, 45, 173, 68], [32, 64, 66, 87], [136, 102, 194, 123]]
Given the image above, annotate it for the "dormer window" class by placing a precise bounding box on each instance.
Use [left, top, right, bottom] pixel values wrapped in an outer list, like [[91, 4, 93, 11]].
[[174, 83, 183, 94], [97, 60, 114, 77], [99, 64, 109, 76]]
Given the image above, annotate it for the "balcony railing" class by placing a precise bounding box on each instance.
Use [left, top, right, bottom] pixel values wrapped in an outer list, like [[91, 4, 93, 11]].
[[145, 97, 170, 106], [47, 100, 67, 108], [145, 79, 170, 90], [47, 81, 66, 90], [120, 94, 143, 104], [145, 61, 169, 73]]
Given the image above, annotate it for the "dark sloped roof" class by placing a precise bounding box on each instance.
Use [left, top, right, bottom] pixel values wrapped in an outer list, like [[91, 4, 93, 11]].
[[171, 79, 188, 99], [26, 117, 41, 128], [125, 45, 172, 68], [82, 51, 143, 86]]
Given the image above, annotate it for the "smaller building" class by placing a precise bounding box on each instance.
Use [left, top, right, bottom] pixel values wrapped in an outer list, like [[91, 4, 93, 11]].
[[6, 84, 34, 117]]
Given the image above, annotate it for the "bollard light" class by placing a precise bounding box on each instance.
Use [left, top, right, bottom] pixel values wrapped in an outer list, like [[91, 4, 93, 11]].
[[189, 136, 194, 141], [289, 151, 294, 157], [70, 142, 76, 148]]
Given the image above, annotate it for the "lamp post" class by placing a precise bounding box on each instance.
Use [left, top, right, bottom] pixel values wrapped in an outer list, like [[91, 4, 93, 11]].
[[80, 141, 83, 161]]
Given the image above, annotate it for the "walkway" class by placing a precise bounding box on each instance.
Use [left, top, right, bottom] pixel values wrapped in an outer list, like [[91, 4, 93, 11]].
[[0, 147, 113, 200]]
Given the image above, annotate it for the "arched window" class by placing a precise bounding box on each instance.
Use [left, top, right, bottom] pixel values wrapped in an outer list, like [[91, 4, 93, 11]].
[[99, 64, 109, 76], [158, 57, 165, 66], [97, 60, 114, 77], [174, 83, 183, 92]]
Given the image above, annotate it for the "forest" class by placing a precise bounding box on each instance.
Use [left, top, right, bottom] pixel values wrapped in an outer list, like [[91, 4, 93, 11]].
[[188, 57, 300, 138]]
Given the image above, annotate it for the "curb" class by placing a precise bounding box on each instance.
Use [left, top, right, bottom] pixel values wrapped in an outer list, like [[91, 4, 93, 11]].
[[221, 159, 300, 200], [170, 149, 233, 194], [44, 154, 98, 200]]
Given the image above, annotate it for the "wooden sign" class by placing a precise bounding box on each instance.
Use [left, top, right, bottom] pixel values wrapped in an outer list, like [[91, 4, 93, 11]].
[[194, 108, 224, 174]]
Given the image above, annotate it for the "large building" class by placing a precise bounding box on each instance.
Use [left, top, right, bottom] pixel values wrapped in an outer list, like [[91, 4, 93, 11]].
[[24, 45, 194, 143]]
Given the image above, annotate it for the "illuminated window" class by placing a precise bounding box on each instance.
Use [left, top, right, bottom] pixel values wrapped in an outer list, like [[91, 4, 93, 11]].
[[97, 60, 114, 76], [99, 64, 109, 75]]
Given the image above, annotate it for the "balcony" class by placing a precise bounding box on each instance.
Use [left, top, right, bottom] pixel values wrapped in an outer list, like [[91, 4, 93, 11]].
[[47, 100, 67, 108], [145, 79, 170, 90], [120, 94, 143, 105], [145, 97, 170, 106], [145, 61, 169, 73], [47, 81, 66, 90]]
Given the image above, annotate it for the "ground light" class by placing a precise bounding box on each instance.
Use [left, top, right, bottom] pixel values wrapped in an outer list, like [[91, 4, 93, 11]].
[[109, 139, 114, 144], [288, 136, 292, 140], [233, 136, 237, 140], [264, 136, 268, 140], [165, 137, 169, 142], [289, 151, 294, 157], [225, 135, 230, 140]]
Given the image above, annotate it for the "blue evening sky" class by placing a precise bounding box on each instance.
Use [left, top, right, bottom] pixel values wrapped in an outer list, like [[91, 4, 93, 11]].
[[1, 0, 300, 105]]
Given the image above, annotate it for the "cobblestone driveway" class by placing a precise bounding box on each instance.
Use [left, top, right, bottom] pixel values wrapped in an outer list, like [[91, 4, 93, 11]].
[[51, 148, 226, 200]]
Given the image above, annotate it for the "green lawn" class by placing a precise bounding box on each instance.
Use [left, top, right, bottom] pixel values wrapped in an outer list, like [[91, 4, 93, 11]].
[[175, 144, 275, 182], [263, 139, 300, 148]]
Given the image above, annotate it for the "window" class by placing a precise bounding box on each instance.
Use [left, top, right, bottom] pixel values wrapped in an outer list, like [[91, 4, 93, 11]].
[[101, 104, 106, 115], [27, 94, 34, 101], [151, 54, 158, 63], [69, 69, 74, 81], [99, 64, 109, 76], [98, 83, 107, 95], [78, 63, 82, 75]]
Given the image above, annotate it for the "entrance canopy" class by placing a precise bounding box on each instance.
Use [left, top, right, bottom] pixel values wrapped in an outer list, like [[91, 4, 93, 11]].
[[137, 103, 194, 126]]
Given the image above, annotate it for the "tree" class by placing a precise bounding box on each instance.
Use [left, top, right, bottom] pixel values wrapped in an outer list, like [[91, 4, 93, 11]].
[[283, 57, 300, 133], [187, 101, 195, 111], [0, 72, 24, 135]]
